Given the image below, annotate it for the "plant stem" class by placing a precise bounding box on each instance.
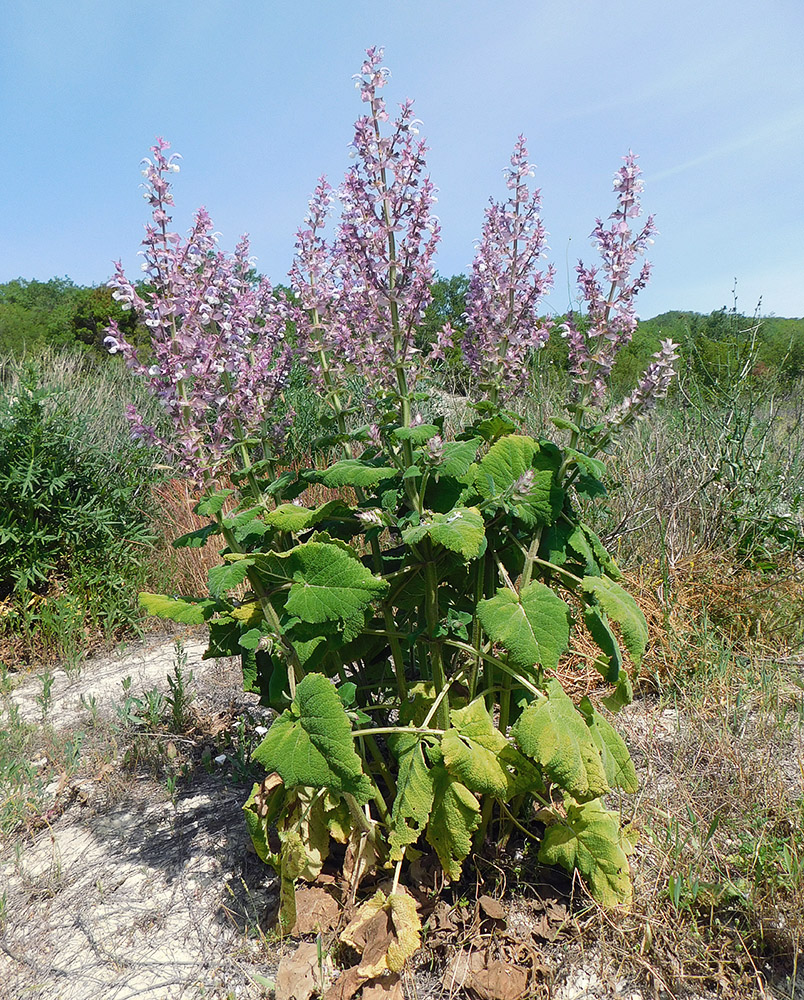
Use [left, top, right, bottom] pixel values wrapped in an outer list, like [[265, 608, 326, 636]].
[[424, 556, 449, 730]]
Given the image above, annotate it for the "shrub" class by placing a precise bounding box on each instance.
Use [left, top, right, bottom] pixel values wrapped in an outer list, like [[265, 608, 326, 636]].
[[0, 354, 161, 661], [111, 47, 678, 958]]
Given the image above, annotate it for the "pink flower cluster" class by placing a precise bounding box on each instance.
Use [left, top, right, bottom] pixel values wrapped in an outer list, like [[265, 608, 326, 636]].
[[561, 152, 660, 404], [610, 338, 680, 425], [105, 139, 291, 482], [435, 137, 554, 399], [290, 47, 440, 400]]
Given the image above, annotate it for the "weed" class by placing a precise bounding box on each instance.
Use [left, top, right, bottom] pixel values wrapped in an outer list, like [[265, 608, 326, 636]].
[[165, 639, 195, 732], [35, 670, 55, 720]]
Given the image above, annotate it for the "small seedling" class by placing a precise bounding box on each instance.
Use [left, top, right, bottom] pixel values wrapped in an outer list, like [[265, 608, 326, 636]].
[[35, 671, 55, 720], [166, 640, 195, 732]]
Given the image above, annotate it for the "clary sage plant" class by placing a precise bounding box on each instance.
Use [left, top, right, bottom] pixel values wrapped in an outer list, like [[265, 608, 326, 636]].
[[108, 47, 678, 960]]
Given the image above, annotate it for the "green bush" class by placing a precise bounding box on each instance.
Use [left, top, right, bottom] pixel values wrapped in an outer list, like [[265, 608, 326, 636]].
[[0, 355, 164, 659]]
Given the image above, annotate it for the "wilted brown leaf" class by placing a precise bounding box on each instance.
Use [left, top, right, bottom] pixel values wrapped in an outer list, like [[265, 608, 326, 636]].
[[362, 973, 404, 1000], [341, 890, 422, 977], [275, 941, 331, 1000], [442, 949, 528, 1000], [292, 886, 341, 936], [478, 894, 506, 922], [322, 965, 364, 1000], [470, 959, 528, 1000]]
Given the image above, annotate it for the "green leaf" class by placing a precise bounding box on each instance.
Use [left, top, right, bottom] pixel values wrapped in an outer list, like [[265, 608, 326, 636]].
[[387, 733, 435, 861], [238, 628, 263, 651], [253, 541, 388, 642], [582, 576, 647, 666], [581, 526, 623, 580], [393, 424, 440, 445], [204, 616, 243, 659], [583, 606, 622, 682], [172, 523, 220, 549], [564, 447, 607, 480], [475, 435, 561, 527], [425, 763, 481, 881], [243, 775, 286, 864], [549, 416, 580, 435], [579, 697, 638, 793], [477, 582, 570, 674], [538, 798, 632, 906], [511, 679, 608, 800], [208, 558, 253, 599], [195, 489, 233, 517], [252, 673, 373, 803], [442, 699, 540, 799], [317, 460, 398, 489], [476, 434, 537, 498], [402, 507, 486, 560], [440, 438, 481, 478], [469, 413, 517, 442], [138, 592, 215, 625], [264, 499, 352, 533], [574, 474, 607, 500], [601, 672, 634, 712]]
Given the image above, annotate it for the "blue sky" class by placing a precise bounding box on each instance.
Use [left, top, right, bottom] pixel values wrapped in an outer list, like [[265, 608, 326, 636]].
[[1, 0, 802, 319]]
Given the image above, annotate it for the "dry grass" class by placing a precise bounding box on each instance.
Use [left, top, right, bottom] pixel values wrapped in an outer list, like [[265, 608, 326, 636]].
[[547, 552, 804, 999]]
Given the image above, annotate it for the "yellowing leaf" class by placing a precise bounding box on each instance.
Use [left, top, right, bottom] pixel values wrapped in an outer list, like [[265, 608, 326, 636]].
[[579, 696, 638, 794], [442, 699, 540, 799], [538, 798, 633, 906], [387, 734, 435, 861], [340, 890, 422, 976], [511, 679, 608, 800], [425, 764, 481, 881]]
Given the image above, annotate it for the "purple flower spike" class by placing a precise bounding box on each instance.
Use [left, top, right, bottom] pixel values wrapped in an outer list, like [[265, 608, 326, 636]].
[[105, 138, 292, 484], [292, 47, 440, 406], [452, 136, 554, 401], [563, 151, 658, 405]]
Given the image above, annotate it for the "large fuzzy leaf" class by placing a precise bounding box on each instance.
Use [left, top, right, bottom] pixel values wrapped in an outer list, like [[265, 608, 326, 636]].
[[402, 507, 486, 560], [538, 798, 632, 905], [475, 435, 561, 526], [582, 576, 648, 666], [477, 582, 570, 674], [393, 423, 440, 445], [138, 592, 216, 625], [602, 671, 634, 712], [317, 460, 398, 489], [208, 557, 253, 598], [442, 698, 540, 799], [425, 763, 481, 881], [264, 499, 352, 533], [475, 434, 537, 497], [172, 523, 220, 549], [578, 697, 638, 793], [253, 541, 388, 641], [253, 673, 373, 804], [511, 679, 608, 800], [583, 606, 622, 682], [386, 733, 435, 861], [439, 438, 482, 478]]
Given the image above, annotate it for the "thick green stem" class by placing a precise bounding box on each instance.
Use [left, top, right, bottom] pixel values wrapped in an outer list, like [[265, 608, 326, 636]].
[[424, 557, 449, 731], [467, 559, 485, 700], [214, 515, 305, 689]]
